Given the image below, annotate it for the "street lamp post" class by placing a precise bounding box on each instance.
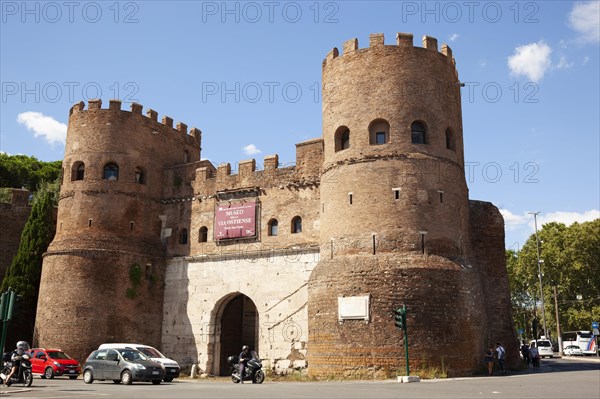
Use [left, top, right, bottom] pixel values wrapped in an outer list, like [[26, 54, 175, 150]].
[[530, 211, 548, 338]]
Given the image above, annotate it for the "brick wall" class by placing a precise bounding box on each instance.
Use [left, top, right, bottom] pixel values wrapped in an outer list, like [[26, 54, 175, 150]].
[[308, 253, 485, 377], [0, 189, 31, 282], [36, 250, 165, 363], [469, 200, 520, 367]]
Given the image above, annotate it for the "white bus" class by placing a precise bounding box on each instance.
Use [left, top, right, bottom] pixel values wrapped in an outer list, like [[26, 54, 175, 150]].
[[562, 331, 597, 355]]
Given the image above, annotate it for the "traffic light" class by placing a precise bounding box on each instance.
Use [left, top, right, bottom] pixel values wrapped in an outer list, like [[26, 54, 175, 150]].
[[394, 306, 407, 330], [4, 291, 23, 321]]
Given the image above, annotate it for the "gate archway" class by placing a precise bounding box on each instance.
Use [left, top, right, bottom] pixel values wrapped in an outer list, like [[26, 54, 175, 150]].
[[217, 293, 258, 375]]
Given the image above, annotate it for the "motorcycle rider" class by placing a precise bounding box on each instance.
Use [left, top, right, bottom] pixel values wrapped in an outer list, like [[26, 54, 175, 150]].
[[237, 345, 251, 383], [4, 341, 29, 387]]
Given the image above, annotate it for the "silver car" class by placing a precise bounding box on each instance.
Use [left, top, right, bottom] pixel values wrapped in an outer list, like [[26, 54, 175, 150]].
[[82, 348, 164, 385]]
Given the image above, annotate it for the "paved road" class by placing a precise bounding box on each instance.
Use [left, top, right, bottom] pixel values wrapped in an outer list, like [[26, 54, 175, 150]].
[[2, 357, 598, 399]]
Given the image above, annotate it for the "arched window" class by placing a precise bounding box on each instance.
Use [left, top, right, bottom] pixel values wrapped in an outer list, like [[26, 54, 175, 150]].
[[135, 167, 146, 184], [291, 216, 302, 234], [184, 150, 190, 163], [411, 121, 427, 144], [268, 219, 278, 236], [179, 228, 188, 245], [369, 119, 390, 145], [445, 128, 456, 151], [103, 163, 119, 181], [198, 226, 208, 242], [72, 161, 85, 181], [334, 126, 350, 152]]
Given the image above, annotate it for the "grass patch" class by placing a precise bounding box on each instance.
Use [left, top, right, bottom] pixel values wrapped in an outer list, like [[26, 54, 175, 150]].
[[411, 357, 448, 379]]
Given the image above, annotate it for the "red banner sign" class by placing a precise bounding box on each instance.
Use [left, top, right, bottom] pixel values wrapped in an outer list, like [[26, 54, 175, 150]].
[[214, 201, 257, 240]]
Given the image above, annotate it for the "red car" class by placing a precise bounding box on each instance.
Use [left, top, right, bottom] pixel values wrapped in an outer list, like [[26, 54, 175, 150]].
[[29, 348, 81, 379]]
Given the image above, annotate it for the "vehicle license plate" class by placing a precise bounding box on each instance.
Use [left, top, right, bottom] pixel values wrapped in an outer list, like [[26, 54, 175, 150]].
[[152, 371, 159, 375], [170, 369, 176, 373], [69, 370, 76, 373]]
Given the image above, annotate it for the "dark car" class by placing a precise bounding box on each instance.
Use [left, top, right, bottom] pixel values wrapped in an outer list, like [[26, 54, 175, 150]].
[[30, 348, 80, 379], [82, 348, 164, 385]]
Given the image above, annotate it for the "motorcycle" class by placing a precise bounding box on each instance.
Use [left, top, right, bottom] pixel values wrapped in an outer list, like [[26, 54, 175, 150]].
[[228, 352, 265, 384], [0, 351, 33, 387]]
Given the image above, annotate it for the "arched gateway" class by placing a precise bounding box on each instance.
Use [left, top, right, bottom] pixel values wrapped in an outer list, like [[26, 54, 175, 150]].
[[216, 293, 258, 375]]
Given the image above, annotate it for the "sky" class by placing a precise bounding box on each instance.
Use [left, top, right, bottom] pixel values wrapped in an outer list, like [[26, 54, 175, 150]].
[[1, 0, 599, 249]]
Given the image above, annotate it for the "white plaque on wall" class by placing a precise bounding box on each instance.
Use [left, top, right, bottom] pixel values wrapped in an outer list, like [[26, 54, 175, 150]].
[[338, 295, 370, 321]]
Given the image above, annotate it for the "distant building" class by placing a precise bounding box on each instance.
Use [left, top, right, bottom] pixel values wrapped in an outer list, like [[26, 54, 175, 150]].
[[35, 33, 517, 377]]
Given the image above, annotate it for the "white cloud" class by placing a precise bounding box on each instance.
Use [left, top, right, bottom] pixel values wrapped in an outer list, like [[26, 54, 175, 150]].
[[556, 56, 574, 69], [243, 144, 261, 156], [449, 33, 459, 42], [508, 41, 552, 82], [499, 209, 530, 230], [537, 210, 600, 227], [500, 208, 599, 231], [568, 1, 600, 43], [17, 112, 67, 145]]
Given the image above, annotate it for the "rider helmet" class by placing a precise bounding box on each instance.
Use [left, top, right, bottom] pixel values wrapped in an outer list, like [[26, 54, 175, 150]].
[[242, 345, 249, 351], [16, 341, 30, 350], [16, 341, 30, 355]]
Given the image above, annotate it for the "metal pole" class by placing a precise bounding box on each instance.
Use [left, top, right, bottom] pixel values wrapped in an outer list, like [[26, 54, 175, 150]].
[[553, 286, 562, 356], [530, 211, 548, 338], [403, 304, 409, 376], [0, 289, 13, 355]]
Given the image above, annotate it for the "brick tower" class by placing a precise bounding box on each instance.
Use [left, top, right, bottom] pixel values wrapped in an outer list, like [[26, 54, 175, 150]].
[[34, 99, 201, 362], [307, 33, 513, 377]]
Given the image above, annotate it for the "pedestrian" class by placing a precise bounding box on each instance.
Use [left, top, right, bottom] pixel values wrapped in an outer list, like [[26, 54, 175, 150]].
[[521, 342, 531, 367], [495, 342, 506, 374], [484, 346, 495, 376], [529, 345, 540, 368]]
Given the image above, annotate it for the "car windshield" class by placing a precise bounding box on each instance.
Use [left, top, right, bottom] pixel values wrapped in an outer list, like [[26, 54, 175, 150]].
[[117, 349, 148, 361], [537, 341, 551, 347], [137, 347, 162, 358], [48, 351, 71, 360]]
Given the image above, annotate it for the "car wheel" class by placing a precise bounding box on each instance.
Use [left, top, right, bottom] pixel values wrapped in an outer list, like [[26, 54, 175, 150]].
[[83, 370, 94, 384], [163, 378, 173, 382], [121, 370, 133, 385], [44, 367, 55, 379], [113, 380, 121, 384], [152, 380, 161, 385]]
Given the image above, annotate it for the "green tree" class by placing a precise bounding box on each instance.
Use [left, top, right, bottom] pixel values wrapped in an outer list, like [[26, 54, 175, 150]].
[[506, 219, 600, 341], [1, 180, 59, 344], [0, 153, 61, 192]]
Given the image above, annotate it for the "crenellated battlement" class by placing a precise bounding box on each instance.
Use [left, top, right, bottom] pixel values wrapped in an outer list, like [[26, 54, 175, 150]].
[[194, 138, 322, 190], [323, 33, 455, 67], [69, 99, 201, 143], [196, 154, 292, 184]]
